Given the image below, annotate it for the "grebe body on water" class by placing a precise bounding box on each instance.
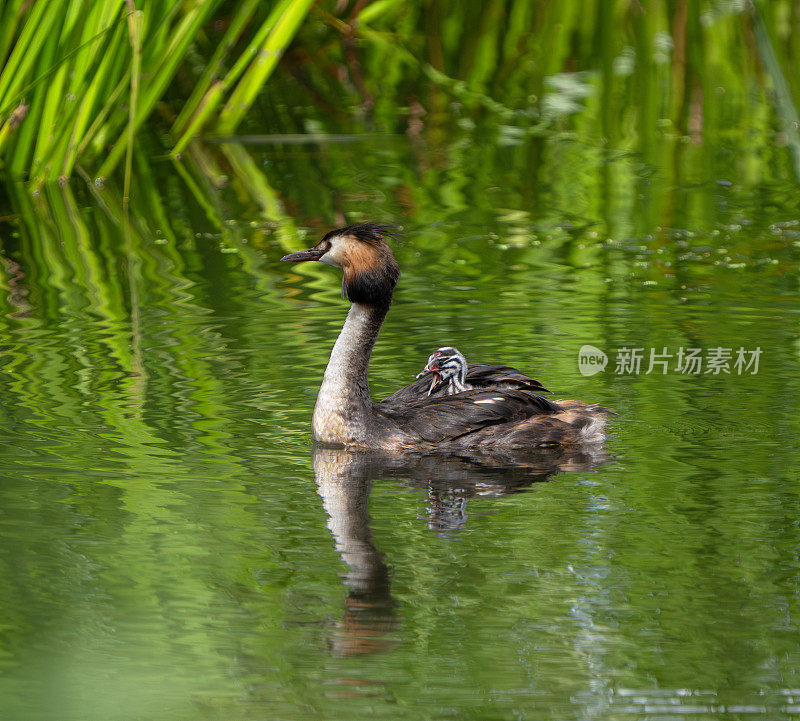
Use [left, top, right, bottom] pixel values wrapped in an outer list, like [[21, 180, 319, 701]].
[[281, 223, 613, 451]]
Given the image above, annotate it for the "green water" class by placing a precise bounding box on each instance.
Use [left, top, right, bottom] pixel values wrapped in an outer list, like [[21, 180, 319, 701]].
[[2, 7, 800, 715], [1, 131, 799, 720]]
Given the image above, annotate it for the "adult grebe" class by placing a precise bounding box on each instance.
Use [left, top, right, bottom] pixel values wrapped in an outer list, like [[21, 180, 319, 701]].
[[281, 222, 613, 451]]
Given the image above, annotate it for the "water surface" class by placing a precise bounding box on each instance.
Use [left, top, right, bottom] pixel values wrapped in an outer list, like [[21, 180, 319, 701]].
[[1, 105, 800, 721]]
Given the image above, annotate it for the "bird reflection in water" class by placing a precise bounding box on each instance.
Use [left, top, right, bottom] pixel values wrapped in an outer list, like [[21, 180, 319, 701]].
[[313, 447, 398, 659], [312, 444, 611, 657]]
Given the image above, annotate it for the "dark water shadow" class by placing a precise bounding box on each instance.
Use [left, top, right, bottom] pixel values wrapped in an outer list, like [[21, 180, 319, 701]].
[[312, 444, 611, 657]]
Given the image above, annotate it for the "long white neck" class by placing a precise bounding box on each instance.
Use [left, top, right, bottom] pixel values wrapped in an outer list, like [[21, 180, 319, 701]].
[[312, 302, 388, 445]]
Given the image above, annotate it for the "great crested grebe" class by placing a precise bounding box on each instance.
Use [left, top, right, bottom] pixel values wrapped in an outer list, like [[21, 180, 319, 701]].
[[281, 222, 613, 451]]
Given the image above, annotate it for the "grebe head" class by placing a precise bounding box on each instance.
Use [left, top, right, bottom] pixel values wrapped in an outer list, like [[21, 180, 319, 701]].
[[281, 222, 400, 308], [416, 346, 469, 395]]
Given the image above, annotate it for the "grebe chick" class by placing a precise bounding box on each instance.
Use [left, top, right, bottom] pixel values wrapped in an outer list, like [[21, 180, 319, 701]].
[[415, 346, 551, 397], [379, 347, 550, 405], [418, 347, 471, 395], [281, 222, 613, 452]]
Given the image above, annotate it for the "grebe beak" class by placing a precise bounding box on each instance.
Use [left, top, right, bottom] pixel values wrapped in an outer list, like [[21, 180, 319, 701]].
[[281, 248, 326, 262], [427, 371, 443, 395], [417, 362, 443, 395], [416, 359, 439, 378]]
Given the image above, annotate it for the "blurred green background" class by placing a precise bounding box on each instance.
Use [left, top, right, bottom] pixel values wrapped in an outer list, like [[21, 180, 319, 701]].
[[1, 2, 800, 720]]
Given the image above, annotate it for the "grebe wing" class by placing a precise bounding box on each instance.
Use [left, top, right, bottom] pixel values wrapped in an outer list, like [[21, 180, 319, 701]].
[[378, 362, 551, 407], [466, 363, 551, 394], [378, 375, 432, 406], [376, 389, 563, 444]]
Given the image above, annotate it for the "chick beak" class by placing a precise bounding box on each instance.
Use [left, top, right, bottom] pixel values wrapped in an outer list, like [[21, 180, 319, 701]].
[[281, 247, 326, 262], [416, 362, 442, 395], [416, 359, 439, 379]]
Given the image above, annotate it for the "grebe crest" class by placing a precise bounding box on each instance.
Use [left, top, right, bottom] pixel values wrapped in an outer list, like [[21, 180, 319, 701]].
[[284, 222, 400, 308]]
